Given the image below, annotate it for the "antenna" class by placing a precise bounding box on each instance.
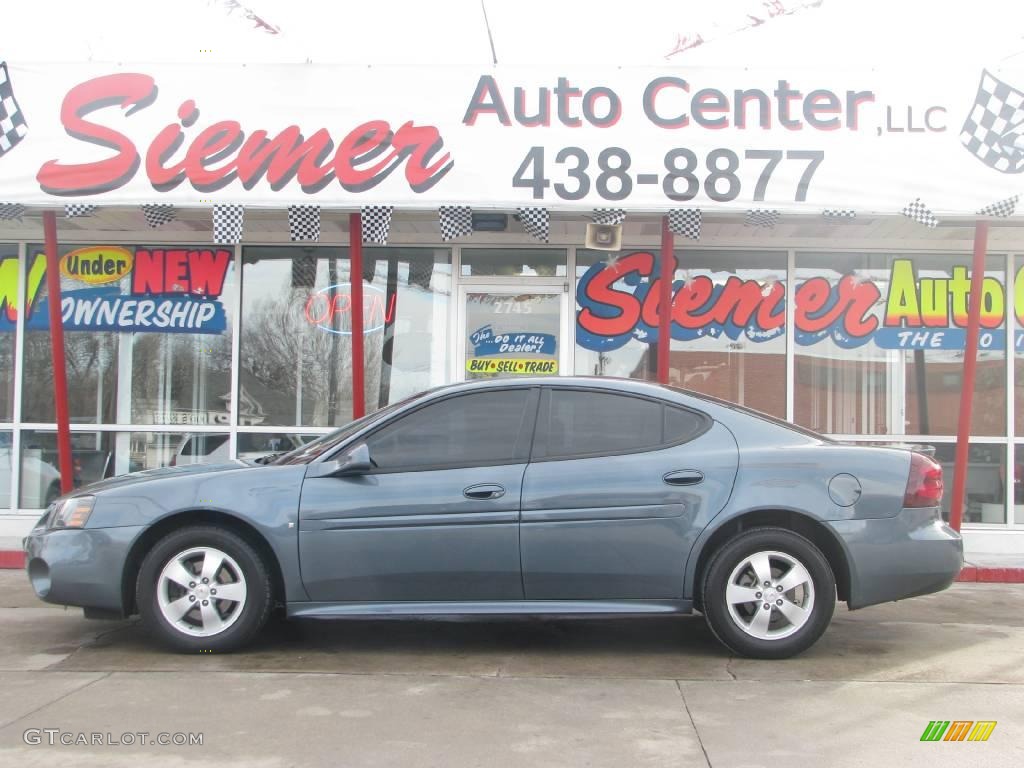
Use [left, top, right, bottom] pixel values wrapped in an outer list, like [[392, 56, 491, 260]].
[[480, 0, 498, 65]]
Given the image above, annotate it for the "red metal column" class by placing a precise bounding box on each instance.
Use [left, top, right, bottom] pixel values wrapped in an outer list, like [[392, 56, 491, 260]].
[[949, 220, 990, 532], [349, 213, 365, 420], [657, 216, 675, 384], [42, 211, 74, 494]]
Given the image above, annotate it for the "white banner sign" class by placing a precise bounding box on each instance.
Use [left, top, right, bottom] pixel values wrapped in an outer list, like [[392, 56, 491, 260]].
[[1, 61, 1023, 214]]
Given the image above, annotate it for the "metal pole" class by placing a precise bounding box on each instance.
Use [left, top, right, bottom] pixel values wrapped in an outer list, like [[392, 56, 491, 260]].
[[349, 213, 365, 419], [949, 220, 990, 531], [42, 211, 74, 494], [657, 216, 675, 384]]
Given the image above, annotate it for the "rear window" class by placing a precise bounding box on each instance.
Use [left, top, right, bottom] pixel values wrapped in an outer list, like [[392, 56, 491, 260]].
[[538, 389, 709, 460], [667, 386, 834, 443]]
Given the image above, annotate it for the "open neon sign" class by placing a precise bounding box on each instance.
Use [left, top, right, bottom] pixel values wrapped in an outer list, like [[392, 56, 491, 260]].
[[303, 283, 396, 335]]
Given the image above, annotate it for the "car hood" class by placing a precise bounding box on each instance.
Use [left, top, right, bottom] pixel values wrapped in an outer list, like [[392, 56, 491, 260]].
[[76, 461, 257, 495]]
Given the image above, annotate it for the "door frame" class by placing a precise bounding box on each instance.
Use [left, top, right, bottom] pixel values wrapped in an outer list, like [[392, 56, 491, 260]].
[[453, 282, 573, 383]]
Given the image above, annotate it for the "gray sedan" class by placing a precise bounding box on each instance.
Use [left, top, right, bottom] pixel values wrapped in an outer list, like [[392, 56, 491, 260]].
[[23, 377, 963, 659]]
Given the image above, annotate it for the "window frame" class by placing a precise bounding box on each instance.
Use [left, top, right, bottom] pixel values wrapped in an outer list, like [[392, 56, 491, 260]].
[[530, 386, 712, 463], [352, 385, 541, 475]]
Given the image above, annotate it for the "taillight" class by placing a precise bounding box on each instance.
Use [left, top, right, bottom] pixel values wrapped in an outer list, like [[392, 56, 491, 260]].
[[904, 452, 943, 507]]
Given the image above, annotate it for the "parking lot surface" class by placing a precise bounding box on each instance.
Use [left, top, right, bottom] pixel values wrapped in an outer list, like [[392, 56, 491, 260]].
[[0, 571, 1021, 767]]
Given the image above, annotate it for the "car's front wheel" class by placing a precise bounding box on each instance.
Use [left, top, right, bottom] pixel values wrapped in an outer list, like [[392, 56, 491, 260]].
[[701, 527, 835, 659], [136, 525, 272, 653]]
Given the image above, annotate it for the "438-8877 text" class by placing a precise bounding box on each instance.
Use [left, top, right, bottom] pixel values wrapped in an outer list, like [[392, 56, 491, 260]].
[[512, 146, 824, 203]]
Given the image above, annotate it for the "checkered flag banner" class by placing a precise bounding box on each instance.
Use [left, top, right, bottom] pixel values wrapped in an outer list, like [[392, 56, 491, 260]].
[[517, 207, 549, 242], [667, 209, 701, 240], [976, 194, 1019, 218], [823, 209, 856, 219], [592, 208, 626, 226], [288, 204, 321, 242], [960, 70, 1024, 174], [141, 203, 176, 228], [0, 203, 25, 221], [438, 206, 473, 241], [901, 198, 939, 228], [361, 205, 393, 244], [0, 62, 28, 157], [213, 204, 245, 244], [745, 209, 780, 228], [64, 204, 97, 218]]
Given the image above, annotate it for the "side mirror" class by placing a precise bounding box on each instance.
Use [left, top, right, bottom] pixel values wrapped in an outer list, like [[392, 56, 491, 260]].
[[337, 443, 372, 476], [306, 444, 372, 479]]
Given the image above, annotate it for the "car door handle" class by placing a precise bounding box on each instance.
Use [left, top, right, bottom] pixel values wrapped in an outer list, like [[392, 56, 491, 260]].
[[663, 470, 704, 486], [463, 483, 506, 500]]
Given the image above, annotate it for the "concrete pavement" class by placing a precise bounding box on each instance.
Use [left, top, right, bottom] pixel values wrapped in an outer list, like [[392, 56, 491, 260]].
[[0, 570, 1021, 766]]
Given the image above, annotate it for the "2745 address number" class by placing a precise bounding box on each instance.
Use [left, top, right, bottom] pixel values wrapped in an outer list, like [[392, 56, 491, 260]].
[[511, 146, 824, 203]]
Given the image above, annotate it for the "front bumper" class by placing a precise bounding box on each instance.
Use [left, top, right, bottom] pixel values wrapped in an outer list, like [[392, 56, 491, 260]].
[[827, 507, 963, 610], [23, 525, 145, 614]]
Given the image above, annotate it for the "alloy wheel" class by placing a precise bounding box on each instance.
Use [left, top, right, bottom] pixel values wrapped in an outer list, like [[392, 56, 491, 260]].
[[156, 546, 248, 637], [724, 549, 815, 641]]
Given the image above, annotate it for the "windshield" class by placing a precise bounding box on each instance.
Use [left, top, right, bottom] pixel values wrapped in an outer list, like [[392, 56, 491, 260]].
[[272, 390, 433, 465]]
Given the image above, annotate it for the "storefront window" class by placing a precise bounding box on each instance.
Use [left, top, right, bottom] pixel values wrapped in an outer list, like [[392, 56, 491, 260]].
[[0, 431, 11, 509], [20, 244, 234, 426], [1015, 256, 1023, 437], [237, 432, 321, 459], [575, 249, 660, 381], [21, 245, 118, 424], [575, 248, 787, 415], [0, 244, 18, 422], [465, 292, 561, 379], [240, 246, 449, 427], [795, 252, 1006, 436], [461, 248, 567, 277], [1014, 445, 1024, 523], [18, 429, 230, 508], [129, 249, 235, 426], [931, 443, 1007, 524], [131, 431, 231, 471], [668, 250, 786, 417]]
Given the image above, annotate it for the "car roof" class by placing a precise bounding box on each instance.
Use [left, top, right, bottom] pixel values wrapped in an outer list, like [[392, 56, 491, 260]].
[[435, 376, 672, 397]]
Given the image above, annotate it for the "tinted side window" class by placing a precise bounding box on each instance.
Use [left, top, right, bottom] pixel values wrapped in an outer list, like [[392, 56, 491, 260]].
[[540, 390, 707, 459], [365, 390, 532, 471], [664, 406, 708, 443]]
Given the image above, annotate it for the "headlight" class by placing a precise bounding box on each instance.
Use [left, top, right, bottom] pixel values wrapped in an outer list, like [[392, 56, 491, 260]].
[[49, 496, 96, 529]]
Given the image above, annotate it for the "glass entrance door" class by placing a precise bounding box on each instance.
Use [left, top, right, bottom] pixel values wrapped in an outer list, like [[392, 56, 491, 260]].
[[458, 286, 569, 380]]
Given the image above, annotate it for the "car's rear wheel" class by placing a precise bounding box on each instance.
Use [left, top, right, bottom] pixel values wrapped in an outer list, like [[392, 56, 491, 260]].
[[136, 525, 272, 653], [701, 527, 835, 659]]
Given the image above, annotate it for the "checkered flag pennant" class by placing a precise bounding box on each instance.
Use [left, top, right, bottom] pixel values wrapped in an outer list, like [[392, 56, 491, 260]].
[[438, 206, 472, 241], [0, 202, 25, 220], [592, 208, 626, 226], [976, 194, 1019, 218], [141, 203, 176, 228], [212, 204, 245, 244], [901, 198, 939, 228], [517, 207, 549, 242], [64, 204, 97, 218], [823, 209, 856, 219], [288, 204, 321, 242], [960, 70, 1024, 174], [361, 205, 393, 244], [745, 209, 780, 228], [0, 62, 28, 157], [667, 209, 701, 240]]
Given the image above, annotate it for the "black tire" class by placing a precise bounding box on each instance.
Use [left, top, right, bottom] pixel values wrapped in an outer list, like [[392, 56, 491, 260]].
[[136, 525, 272, 653], [701, 527, 835, 659]]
